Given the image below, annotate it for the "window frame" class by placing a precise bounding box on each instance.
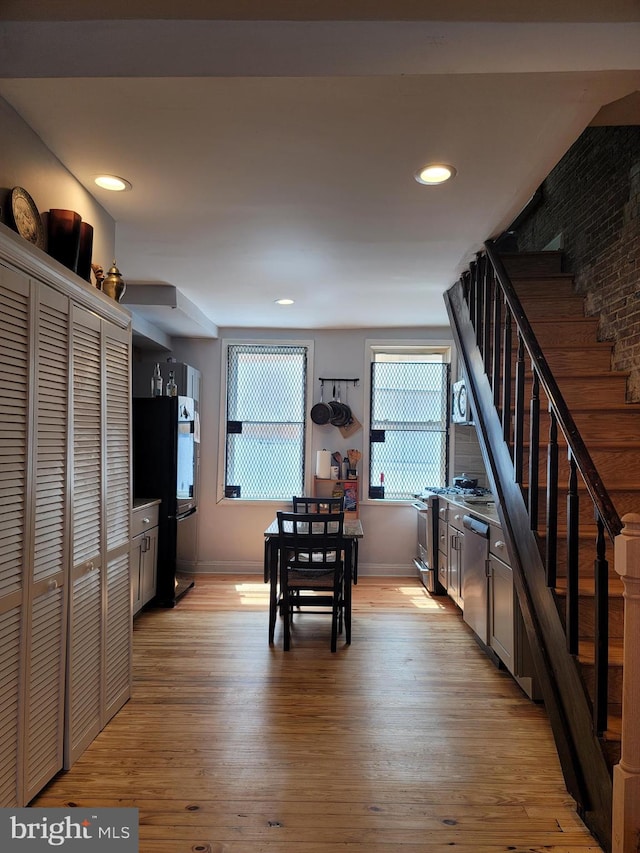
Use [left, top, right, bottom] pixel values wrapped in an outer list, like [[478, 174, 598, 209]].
[[217, 338, 315, 504], [363, 339, 454, 505]]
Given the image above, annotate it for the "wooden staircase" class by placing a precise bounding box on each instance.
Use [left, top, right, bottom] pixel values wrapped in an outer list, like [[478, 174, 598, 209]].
[[507, 253, 640, 771], [445, 247, 639, 851]]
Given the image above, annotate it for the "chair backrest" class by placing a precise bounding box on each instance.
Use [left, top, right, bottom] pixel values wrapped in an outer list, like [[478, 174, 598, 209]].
[[277, 511, 345, 567], [292, 495, 344, 514]]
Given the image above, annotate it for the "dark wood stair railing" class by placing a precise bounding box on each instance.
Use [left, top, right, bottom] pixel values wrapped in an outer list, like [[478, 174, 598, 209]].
[[444, 240, 623, 852]]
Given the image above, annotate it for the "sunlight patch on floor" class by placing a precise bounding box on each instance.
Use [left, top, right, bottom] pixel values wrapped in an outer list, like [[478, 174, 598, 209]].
[[395, 584, 449, 610], [233, 582, 270, 605]]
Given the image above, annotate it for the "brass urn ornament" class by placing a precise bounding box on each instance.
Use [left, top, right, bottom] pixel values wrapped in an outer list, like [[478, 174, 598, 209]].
[[101, 260, 126, 302]]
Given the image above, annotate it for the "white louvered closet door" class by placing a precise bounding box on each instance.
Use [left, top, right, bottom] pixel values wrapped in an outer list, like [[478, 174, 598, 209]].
[[103, 322, 132, 723], [66, 305, 103, 767], [23, 284, 69, 803], [0, 263, 30, 807]]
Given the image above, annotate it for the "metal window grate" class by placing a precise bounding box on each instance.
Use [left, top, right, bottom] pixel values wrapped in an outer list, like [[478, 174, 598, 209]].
[[370, 361, 449, 499], [225, 344, 307, 499]]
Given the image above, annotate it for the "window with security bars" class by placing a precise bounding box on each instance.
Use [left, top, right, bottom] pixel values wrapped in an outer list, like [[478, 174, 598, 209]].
[[225, 344, 308, 500], [369, 354, 449, 499]]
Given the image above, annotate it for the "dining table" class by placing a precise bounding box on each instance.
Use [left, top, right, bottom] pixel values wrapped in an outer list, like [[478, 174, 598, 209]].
[[263, 516, 364, 644]]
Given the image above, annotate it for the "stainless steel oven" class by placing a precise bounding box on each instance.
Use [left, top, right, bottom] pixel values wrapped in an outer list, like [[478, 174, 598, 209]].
[[412, 497, 443, 593]]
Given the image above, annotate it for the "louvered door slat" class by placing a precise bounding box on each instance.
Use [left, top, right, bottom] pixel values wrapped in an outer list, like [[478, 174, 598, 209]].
[[105, 551, 131, 720], [0, 268, 28, 602], [22, 284, 69, 804], [72, 309, 102, 565], [33, 291, 69, 584], [0, 264, 28, 809], [105, 328, 130, 551], [25, 588, 65, 800], [67, 568, 102, 764], [0, 606, 20, 807]]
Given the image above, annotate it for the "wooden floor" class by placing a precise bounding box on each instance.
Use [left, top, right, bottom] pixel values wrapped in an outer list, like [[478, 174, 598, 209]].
[[33, 575, 603, 852]]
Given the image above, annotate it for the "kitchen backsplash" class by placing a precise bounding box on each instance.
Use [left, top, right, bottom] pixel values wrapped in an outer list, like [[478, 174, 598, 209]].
[[453, 424, 490, 488]]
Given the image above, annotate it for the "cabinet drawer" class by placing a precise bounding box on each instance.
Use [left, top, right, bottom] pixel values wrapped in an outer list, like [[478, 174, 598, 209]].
[[132, 503, 159, 537], [489, 524, 509, 562], [448, 505, 465, 533], [438, 502, 448, 556]]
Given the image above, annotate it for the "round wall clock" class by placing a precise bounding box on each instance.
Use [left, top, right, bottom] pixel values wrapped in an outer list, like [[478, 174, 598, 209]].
[[10, 186, 45, 250]]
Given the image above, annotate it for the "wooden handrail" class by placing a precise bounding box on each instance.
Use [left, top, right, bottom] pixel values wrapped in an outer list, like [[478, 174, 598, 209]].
[[484, 239, 622, 541]]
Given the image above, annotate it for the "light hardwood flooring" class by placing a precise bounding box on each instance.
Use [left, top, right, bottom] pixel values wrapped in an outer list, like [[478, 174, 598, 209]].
[[33, 575, 603, 852]]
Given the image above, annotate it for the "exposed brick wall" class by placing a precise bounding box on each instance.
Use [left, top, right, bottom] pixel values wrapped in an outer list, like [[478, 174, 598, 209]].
[[516, 126, 640, 400]]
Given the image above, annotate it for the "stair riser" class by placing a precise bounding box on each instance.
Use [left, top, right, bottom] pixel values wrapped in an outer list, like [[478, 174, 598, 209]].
[[516, 298, 587, 320], [581, 663, 623, 706], [523, 411, 640, 442], [508, 375, 629, 406], [529, 320, 602, 347], [550, 377, 627, 405], [512, 279, 576, 300], [554, 593, 624, 639], [525, 448, 640, 484], [543, 348, 614, 373], [502, 252, 564, 276], [546, 538, 617, 578], [530, 488, 640, 526]]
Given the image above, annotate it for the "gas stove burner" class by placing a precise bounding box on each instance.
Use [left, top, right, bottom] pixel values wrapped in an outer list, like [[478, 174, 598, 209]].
[[418, 485, 492, 498]]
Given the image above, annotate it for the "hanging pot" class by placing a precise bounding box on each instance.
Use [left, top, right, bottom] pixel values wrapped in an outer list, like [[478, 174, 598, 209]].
[[310, 383, 333, 424], [330, 383, 352, 427]]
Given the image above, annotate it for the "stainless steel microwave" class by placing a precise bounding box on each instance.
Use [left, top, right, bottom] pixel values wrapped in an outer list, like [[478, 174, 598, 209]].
[[452, 379, 472, 424]]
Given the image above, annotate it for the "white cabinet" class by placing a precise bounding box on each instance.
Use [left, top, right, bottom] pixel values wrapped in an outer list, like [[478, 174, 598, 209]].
[[131, 501, 159, 615], [488, 523, 540, 700], [0, 224, 132, 804], [447, 507, 465, 607], [66, 306, 132, 767], [488, 553, 515, 670], [0, 263, 69, 805]]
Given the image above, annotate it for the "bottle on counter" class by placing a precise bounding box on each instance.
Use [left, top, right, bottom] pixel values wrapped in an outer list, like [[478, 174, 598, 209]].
[[151, 363, 163, 397], [166, 370, 178, 397]]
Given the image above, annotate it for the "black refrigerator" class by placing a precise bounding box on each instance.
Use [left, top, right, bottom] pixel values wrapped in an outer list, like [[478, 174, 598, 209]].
[[132, 395, 198, 606]]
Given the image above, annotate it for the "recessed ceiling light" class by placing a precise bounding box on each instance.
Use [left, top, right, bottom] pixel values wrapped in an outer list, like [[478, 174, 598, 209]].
[[414, 164, 457, 185], [275, 298, 294, 305], [94, 175, 132, 192]]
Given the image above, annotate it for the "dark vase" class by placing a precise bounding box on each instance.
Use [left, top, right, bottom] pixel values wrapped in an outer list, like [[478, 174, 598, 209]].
[[76, 222, 94, 282], [47, 209, 81, 272]]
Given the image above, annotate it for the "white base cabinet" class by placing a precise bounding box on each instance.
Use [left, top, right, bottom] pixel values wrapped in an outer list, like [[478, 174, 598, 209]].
[[132, 501, 160, 615], [0, 224, 132, 805]]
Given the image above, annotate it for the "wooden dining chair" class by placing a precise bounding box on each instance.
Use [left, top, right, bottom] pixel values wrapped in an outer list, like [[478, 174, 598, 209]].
[[292, 495, 344, 513], [276, 511, 349, 652]]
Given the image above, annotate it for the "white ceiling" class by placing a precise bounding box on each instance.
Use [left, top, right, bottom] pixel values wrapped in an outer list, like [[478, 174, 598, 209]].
[[1, 2, 639, 332]]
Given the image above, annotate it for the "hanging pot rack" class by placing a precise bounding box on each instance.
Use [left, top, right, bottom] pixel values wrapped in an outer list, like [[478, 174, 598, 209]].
[[318, 378, 359, 386]]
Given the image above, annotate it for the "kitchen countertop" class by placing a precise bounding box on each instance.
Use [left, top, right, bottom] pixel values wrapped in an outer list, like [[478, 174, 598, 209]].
[[440, 495, 501, 526], [133, 497, 161, 510]]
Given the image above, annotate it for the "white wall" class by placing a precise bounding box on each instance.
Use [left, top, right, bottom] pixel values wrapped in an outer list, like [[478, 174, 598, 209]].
[[158, 325, 454, 577], [0, 97, 115, 271]]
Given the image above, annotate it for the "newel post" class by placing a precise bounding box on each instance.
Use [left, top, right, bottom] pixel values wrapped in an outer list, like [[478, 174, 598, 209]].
[[612, 513, 640, 853]]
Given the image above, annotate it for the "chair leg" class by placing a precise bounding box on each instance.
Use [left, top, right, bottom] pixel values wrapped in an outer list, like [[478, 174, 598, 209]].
[[330, 599, 338, 653], [344, 572, 351, 645], [283, 582, 291, 651]]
